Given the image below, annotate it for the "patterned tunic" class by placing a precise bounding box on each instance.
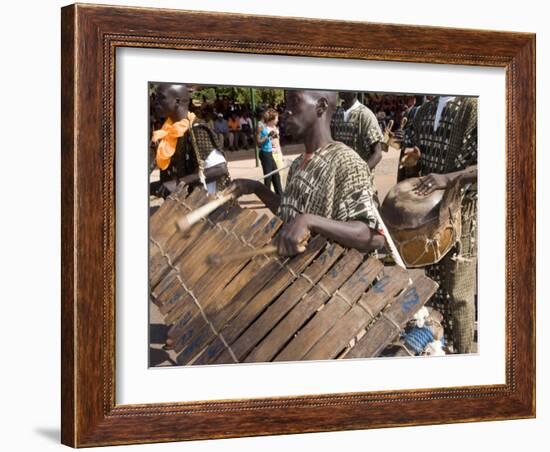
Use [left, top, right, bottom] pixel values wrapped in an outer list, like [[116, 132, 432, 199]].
[[278, 142, 379, 231], [330, 103, 384, 164], [404, 97, 477, 177], [403, 96, 478, 353], [160, 122, 230, 192]]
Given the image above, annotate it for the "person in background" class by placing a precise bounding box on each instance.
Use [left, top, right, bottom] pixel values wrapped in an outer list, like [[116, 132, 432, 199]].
[[150, 84, 230, 198], [205, 111, 215, 130], [227, 111, 244, 150], [401, 95, 478, 354], [213, 113, 229, 150], [331, 91, 385, 170], [256, 108, 283, 195], [239, 111, 255, 149], [265, 108, 286, 188]]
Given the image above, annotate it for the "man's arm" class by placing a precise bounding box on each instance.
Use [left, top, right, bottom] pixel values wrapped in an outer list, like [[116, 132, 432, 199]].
[[180, 162, 229, 186], [278, 214, 384, 256], [366, 141, 383, 170], [158, 163, 229, 194], [413, 165, 477, 196], [360, 108, 385, 170], [203, 163, 229, 183], [229, 179, 281, 214]]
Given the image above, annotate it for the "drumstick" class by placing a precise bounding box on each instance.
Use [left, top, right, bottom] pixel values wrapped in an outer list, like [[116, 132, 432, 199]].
[[372, 207, 412, 283], [176, 164, 292, 233], [206, 245, 278, 266], [255, 163, 291, 181], [176, 191, 235, 232], [206, 235, 308, 266]]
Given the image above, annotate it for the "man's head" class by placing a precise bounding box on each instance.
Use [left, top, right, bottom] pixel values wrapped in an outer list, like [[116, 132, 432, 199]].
[[339, 91, 358, 110], [152, 84, 190, 121], [283, 90, 337, 139]]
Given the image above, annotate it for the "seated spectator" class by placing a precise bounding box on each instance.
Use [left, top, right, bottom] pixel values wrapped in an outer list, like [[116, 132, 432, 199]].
[[213, 113, 229, 150], [227, 111, 245, 150], [239, 111, 254, 148]]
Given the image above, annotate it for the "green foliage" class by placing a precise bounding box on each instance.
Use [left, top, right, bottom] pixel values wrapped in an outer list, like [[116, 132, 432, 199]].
[[191, 86, 284, 108]]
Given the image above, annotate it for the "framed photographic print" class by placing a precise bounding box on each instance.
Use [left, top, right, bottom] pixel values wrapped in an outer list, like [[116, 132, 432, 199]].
[[61, 3, 536, 447]]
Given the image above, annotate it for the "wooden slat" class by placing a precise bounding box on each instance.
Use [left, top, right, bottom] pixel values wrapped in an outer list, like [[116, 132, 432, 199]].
[[191, 236, 327, 365], [150, 205, 228, 301], [274, 256, 383, 362], [174, 252, 283, 364], [225, 243, 345, 362], [167, 215, 281, 361], [173, 207, 253, 289], [345, 274, 438, 359], [205, 217, 284, 320], [150, 188, 208, 254], [357, 265, 411, 316], [149, 183, 192, 236], [153, 188, 210, 241], [163, 217, 281, 325], [303, 305, 371, 360], [150, 202, 230, 300], [302, 266, 410, 360], [151, 205, 242, 304], [244, 249, 364, 363], [162, 208, 257, 325], [149, 190, 222, 287]]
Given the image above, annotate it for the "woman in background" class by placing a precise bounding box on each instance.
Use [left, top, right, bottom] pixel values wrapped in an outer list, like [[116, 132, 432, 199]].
[[266, 108, 286, 189], [256, 108, 283, 195]]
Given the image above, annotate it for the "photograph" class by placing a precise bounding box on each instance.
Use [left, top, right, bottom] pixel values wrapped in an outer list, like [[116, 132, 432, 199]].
[[53, 1, 537, 447], [148, 83, 478, 367]]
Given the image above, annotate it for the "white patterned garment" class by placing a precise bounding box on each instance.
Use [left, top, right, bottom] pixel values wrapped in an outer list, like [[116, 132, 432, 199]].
[[330, 102, 384, 164]]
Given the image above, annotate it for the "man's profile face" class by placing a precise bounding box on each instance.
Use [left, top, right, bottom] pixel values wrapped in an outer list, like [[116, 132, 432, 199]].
[[283, 90, 317, 139], [152, 84, 189, 120]]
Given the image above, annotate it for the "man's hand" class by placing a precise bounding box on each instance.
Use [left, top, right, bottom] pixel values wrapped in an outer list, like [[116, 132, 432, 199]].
[[413, 173, 450, 196], [278, 214, 311, 256], [400, 146, 421, 168], [227, 178, 261, 197]]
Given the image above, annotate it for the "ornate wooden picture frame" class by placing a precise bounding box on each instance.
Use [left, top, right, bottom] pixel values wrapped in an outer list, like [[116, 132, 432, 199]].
[[61, 3, 535, 447]]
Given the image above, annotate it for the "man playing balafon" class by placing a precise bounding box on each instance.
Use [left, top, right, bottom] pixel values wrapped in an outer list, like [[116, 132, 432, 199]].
[[150, 83, 230, 198], [231, 89, 385, 256]]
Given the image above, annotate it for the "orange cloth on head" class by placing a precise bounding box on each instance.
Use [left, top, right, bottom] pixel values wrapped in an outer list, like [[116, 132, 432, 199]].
[[152, 112, 196, 170]]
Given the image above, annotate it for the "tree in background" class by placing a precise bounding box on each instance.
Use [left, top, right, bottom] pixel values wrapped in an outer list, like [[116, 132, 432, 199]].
[[191, 86, 284, 110]]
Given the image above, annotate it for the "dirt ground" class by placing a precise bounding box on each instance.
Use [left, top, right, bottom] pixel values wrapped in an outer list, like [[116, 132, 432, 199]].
[[149, 144, 402, 366]]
